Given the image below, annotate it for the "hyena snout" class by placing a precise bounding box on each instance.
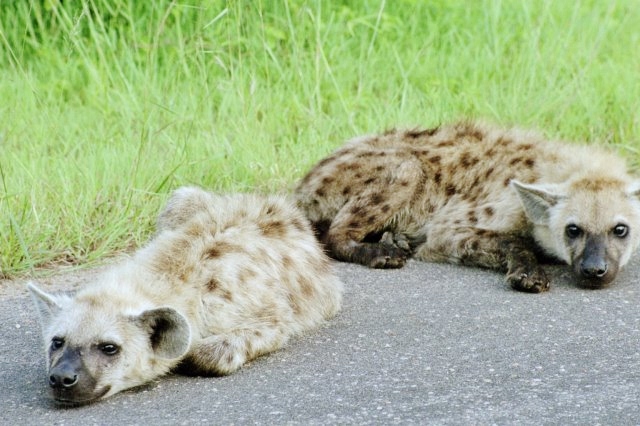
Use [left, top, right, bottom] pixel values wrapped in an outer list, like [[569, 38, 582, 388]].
[[49, 364, 79, 389], [47, 348, 106, 405], [574, 236, 619, 288]]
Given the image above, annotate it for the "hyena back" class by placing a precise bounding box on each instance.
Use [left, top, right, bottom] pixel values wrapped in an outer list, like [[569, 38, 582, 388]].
[[29, 186, 343, 405], [295, 122, 640, 292]]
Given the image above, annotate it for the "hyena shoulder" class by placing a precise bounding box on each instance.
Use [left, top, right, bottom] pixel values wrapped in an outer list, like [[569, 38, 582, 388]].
[[29, 186, 343, 405]]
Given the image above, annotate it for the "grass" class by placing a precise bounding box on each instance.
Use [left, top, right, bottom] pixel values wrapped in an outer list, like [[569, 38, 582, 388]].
[[1, 0, 639, 278]]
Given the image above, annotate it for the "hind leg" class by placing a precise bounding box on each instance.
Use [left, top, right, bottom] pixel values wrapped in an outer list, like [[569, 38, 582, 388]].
[[175, 327, 288, 376], [323, 162, 422, 268]]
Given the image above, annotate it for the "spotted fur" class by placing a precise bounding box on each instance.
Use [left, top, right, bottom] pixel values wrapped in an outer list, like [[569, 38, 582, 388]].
[[29, 186, 343, 405], [295, 121, 640, 292]]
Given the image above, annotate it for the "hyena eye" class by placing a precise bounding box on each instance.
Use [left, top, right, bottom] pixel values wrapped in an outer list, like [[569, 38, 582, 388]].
[[565, 224, 582, 239], [99, 343, 120, 356], [51, 338, 64, 351], [613, 224, 629, 238]]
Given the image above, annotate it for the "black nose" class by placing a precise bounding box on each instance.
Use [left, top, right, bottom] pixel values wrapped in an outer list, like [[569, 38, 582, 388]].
[[580, 263, 608, 278], [49, 373, 78, 389]]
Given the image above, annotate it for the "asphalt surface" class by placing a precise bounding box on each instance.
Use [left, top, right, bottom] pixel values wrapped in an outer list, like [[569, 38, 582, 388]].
[[2, 258, 640, 425]]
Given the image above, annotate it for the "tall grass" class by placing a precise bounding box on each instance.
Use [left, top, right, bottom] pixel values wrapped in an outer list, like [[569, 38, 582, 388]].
[[1, 0, 639, 278]]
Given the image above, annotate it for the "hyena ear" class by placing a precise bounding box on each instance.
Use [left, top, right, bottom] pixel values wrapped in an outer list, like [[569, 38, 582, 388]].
[[136, 307, 191, 360], [626, 181, 640, 198], [27, 282, 69, 327], [157, 186, 209, 232], [510, 180, 563, 225]]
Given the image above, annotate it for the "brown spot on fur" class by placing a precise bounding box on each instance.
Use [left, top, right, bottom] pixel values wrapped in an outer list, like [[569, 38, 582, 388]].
[[571, 177, 625, 192], [221, 290, 233, 302], [484, 206, 495, 217], [467, 211, 478, 224], [461, 153, 471, 167], [290, 300, 302, 315], [406, 127, 439, 138], [460, 154, 480, 168], [205, 242, 240, 259], [503, 177, 512, 187], [366, 216, 376, 225], [238, 267, 258, 282], [437, 140, 454, 148], [348, 220, 361, 228], [206, 278, 220, 291], [445, 184, 456, 197], [381, 204, 391, 213], [261, 220, 287, 238], [484, 167, 494, 179], [434, 172, 442, 185], [509, 158, 522, 166], [429, 155, 441, 164], [497, 137, 511, 146], [282, 255, 294, 269], [342, 186, 352, 196], [524, 158, 535, 168], [291, 217, 307, 233], [315, 188, 326, 197], [322, 176, 335, 185], [371, 193, 385, 204], [350, 205, 364, 215], [300, 276, 315, 296]]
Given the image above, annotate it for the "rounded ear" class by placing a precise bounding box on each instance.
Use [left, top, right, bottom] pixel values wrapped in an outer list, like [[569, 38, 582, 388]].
[[136, 307, 191, 360], [156, 186, 210, 232], [510, 180, 564, 225], [626, 181, 640, 198]]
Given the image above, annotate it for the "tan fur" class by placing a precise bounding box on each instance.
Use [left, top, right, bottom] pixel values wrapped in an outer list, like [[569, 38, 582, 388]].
[[295, 121, 640, 292], [29, 186, 343, 405]]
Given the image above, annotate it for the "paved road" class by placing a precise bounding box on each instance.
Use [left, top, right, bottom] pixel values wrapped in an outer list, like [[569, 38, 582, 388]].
[[2, 258, 640, 425]]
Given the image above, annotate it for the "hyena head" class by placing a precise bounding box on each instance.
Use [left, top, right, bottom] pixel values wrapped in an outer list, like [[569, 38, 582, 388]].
[[512, 178, 640, 288], [28, 283, 191, 406]]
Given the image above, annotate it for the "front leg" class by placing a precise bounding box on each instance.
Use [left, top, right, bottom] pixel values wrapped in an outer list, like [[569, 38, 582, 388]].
[[416, 228, 550, 293], [500, 236, 550, 293]]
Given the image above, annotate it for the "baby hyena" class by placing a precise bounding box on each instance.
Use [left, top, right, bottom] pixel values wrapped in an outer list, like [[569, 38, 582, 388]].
[[295, 121, 640, 292], [29, 186, 343, 406]]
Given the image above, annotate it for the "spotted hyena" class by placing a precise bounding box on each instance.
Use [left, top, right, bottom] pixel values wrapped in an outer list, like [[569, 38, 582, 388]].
[[295, 121, 640, 292], [29, 186, 343, 406]]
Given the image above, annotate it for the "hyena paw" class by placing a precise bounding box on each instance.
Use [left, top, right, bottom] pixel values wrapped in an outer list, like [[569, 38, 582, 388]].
[[363, 232, 413, 268], [507, 266, 550, 293]]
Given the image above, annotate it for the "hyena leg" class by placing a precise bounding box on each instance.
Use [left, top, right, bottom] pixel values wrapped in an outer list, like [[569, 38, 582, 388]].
[[417, 228, 550, 293], [324, 162, 422, 268], [175, 328, 287, 376]]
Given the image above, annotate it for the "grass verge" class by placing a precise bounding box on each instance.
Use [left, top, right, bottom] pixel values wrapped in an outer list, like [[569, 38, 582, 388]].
[[1, 0, 639, 277]]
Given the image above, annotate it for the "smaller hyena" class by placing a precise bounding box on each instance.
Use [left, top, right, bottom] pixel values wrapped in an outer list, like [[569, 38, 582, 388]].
[[29, 186, 343, 406], [295, 121, 640, 292]]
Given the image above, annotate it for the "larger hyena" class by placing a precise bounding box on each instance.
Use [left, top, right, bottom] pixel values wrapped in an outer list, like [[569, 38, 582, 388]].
[[29, 186, 342, 406], [295, 121, 640, 292]]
